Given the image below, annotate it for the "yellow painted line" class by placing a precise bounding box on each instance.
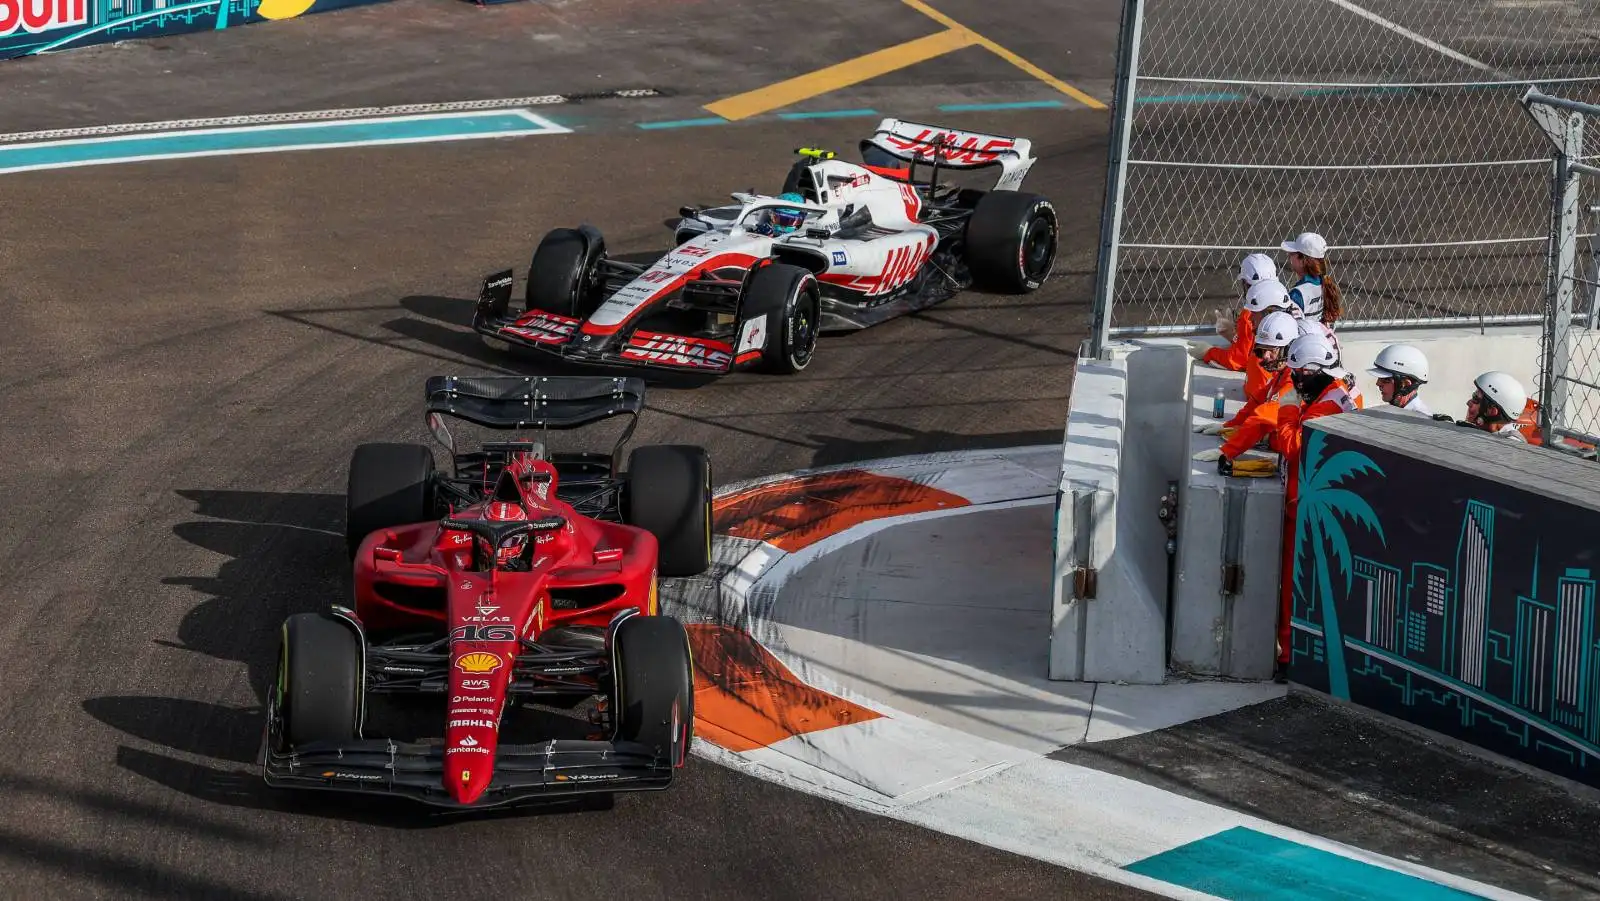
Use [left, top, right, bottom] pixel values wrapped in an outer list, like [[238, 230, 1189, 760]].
[[900, 0, 1107, 110], [704, 28, 978, 121]]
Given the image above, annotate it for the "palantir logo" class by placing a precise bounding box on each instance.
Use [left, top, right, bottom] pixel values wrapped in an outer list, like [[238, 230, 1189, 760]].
[[0, 0, 88, 37]]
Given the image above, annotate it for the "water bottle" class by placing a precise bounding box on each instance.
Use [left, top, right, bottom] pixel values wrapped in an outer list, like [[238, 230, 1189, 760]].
[[1212, 386, 1226, 419]]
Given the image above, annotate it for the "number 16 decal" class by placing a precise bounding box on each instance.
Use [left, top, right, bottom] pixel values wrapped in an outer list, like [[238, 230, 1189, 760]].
[[451, 625, 517, 642]]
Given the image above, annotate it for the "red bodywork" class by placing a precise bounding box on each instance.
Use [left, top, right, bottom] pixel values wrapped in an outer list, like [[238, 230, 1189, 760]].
[[350, 453, 659, 805]]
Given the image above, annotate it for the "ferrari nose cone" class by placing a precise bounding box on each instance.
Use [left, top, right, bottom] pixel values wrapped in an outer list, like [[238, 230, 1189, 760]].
[[445, 733, 496, 804]]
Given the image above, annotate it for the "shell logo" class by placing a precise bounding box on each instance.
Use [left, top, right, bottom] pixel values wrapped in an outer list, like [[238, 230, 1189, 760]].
[[456, 652, 503, 675]]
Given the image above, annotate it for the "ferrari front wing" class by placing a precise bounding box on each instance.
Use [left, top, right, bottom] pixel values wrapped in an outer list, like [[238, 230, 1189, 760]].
[[262, 736, 675, 808]]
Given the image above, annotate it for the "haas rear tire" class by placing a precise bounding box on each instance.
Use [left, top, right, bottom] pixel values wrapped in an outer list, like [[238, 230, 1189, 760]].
[[611, 614, 694, 767], [346, 442, 436, 557], [964, 191, 1059, 293], [273, 612, 363, 750], [624, 445, 713, 578], [527, 226, 607, 320], [741, 262, 821, 375]]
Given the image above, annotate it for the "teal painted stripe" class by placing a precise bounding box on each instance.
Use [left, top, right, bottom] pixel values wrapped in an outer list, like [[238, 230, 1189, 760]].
[[1124, 827, 1489, 901], [939, 100, 1066, 111], [0, 112, 559, 174], [636, 117, 727, 129], [777, 108, 881, 119]]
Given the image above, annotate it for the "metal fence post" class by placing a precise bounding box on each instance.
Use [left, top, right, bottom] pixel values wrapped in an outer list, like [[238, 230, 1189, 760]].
[[1548, 113, 1585, 436], [1086, 0, 1144, 361]]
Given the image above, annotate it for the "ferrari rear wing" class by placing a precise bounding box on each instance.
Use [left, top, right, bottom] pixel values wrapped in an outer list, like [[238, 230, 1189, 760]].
[[860, 118, 1036, 190], [261, 736, 674, 809], [424, 375, 646, 430]]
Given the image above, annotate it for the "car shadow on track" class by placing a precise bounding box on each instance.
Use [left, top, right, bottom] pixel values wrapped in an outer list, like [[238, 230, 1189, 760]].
[[81, 489, 615, 825], [805, 416, 1063, 468]]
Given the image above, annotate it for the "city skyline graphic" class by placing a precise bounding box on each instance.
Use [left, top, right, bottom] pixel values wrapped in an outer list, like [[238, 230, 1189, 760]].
[[1290, 429, 1600, 786]]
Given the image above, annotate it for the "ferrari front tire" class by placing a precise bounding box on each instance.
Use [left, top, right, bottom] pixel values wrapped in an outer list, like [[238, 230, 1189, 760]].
[[964, 191, 1059, 293], [611, 614, 695, 767], [275, 612, 363, 750]]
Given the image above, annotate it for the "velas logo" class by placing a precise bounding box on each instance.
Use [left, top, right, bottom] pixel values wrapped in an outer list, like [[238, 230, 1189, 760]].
[[455, 652, 503, 675]]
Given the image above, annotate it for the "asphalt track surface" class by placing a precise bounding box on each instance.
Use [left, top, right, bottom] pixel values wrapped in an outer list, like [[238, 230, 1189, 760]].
[[0, 1, 1151, 898]]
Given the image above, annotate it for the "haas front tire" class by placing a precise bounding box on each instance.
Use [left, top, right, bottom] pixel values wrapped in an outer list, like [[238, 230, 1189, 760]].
[[624, 444, 713, 578], [740, 262, 821, 375], [346, 443, 436, 557], [527, 226, 607, 320], [964, 191, 1059, 294], [611, 614, 695, 768]]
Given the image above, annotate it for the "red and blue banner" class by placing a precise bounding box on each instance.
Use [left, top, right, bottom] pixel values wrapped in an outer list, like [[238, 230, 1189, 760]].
[[0, 0, 393, 61]]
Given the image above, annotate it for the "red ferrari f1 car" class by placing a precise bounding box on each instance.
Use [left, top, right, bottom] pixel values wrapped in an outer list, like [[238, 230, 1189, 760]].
[[261, 375, 710, 808], [472, 118, 1058, 380]]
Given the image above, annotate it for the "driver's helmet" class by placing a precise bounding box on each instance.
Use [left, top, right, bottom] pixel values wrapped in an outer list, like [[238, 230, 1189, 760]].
[[481, 501, 530, 569], [759, 192, 808, 236]]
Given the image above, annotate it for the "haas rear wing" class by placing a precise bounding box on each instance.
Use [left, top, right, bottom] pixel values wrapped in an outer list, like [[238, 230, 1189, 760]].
[[860, 118, 1035, 190]]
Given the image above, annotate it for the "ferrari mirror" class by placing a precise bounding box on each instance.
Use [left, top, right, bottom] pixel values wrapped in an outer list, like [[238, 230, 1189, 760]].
[[426, 411, 455, 454]]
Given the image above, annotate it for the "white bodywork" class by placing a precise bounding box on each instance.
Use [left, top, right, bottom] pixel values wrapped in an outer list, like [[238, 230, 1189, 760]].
[[586, 119, 1037, 333]]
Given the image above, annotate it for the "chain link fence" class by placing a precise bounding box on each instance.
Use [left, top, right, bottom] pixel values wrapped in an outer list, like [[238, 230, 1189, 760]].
[[1522, 89, 1600, 449], [1090, 0, 1600, 352]]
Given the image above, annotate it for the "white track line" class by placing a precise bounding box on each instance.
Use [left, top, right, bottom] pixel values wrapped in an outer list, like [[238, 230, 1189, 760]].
[[1320, 0, 1510, 77], [0, 91, 660, 144]]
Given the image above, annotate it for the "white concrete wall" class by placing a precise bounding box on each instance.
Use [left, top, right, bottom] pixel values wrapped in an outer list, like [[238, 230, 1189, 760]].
[[1049, 323, 1547, 686], [1051, 339, 1188, 684], [1173, 366, 1284, 681], [1338, 325, 1543, 421]]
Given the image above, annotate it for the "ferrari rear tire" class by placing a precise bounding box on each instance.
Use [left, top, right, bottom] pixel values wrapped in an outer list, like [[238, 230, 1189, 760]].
[[611, 614, 694, 766], [623, 445, 713, 578], [741, 262, 821, 375], [346, 442, 436, 557], [275, 612, 363, 749], [527, 226, 606, 320], [964, 191, 1058, 293]]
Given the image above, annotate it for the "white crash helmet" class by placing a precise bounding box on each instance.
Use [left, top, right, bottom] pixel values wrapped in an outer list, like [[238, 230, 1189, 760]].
[[1285, 333, 1339, 371], [1473, 371, 1527, 416], [1368, 344, 1429, 383], [1243, 280, 1292, 313], [1254, 311, 1299, 347], [1237, 253, 1277, 287]]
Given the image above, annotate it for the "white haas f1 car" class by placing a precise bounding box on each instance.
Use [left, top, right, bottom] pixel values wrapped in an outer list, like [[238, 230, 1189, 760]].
[[473, 118, 1059, 378]]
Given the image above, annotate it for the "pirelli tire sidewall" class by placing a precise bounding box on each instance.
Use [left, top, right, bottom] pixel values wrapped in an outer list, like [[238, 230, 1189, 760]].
[[963, 191, 1059, 294], [527, 225, 608, 320], [276, 612, 364, 751], [742, 262, 821, 375]]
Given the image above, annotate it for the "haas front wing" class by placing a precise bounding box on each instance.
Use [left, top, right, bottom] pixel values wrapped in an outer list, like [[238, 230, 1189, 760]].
[[472, 268, 765, 377]]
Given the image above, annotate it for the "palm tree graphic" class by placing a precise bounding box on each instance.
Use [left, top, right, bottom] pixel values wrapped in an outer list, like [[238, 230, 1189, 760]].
[[1295, 430, 1387, 700]]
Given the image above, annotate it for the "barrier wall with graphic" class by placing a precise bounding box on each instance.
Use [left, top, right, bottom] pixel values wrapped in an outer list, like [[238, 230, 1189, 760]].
[[1289, 408, 1600, 788], [0, 0, 392, 61]]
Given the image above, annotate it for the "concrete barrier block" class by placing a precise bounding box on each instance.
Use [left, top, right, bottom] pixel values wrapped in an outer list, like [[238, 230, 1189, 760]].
[[1171, 364, 1286, 680], [1052, 340, 1188, 685]]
